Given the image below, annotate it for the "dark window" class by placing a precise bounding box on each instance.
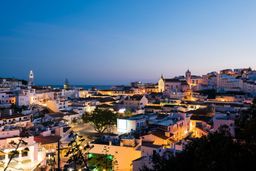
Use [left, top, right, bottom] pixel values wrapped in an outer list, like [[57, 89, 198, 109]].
[[0, 154, 5, 160], [22, 148, 29, 157]]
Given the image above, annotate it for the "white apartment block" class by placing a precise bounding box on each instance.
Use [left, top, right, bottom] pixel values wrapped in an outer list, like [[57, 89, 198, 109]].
[[217, 74, 243, 92]]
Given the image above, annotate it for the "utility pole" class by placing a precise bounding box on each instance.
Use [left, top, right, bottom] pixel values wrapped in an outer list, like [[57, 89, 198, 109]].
[[57, 139, 61, 171]]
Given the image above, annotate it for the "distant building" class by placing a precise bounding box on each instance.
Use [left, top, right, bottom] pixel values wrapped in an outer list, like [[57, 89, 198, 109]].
[[131, 81, 143, 88], [158, 70, 203, 93], [0, 78, 26, 88], [158, 75, 189, 93], [64, 78, 70, 90], [248, 70, 256, 81], [186, 70, 204, 90], [243, 81, 256, 95], [123, 95, 148, 110], [98, 86, 135, 96], [0, 93, 16, 105], [217, 74, 243, 92], [0, 113, 32, 128]]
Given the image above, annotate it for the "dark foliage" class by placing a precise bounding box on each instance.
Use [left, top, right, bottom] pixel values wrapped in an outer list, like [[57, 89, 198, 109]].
[[82, 108, 117, 134], [64, 132, 93, 171], [197, 89, 217, 99], [142, 99, 256, 171]]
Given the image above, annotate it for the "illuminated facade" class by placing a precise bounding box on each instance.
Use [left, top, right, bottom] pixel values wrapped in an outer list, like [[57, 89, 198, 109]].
[[123, 95, 148, 110], [117, 115, 147, 134], [190, 119, 210, 138], [0, 136, 45, 171], [158, 76, 189, 93], [89, 141, 142, 171]]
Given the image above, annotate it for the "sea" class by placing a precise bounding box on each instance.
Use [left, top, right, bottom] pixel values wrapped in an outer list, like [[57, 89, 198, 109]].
[[45, 85, 114, 90]]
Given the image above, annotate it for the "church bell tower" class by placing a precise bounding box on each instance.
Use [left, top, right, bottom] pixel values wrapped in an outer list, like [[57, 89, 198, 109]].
[[186, 69, 192, 86], [28, 70, 34, 88]]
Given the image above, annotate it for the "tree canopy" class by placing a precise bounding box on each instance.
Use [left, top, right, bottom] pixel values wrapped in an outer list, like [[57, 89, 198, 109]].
[[83, 108, 117, 134]]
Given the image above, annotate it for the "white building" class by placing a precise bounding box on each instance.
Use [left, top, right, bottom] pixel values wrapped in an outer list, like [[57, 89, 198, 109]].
[[0, 114, 32, 128], [16, 95, 30, 107], [217, 74, 243, 92], [0, 78, 24, 89], [123, 95, 148, 110], [243, 81, 256, 95], [61, 89, 79, 99], [117, 115, 147, 134], [0, 136, 45, 171], [0, 93, 16, 105], [158, 76, 189, 93]]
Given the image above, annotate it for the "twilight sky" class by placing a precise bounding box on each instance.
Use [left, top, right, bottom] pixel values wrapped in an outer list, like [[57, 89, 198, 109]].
[[0, 0, 256, 85]]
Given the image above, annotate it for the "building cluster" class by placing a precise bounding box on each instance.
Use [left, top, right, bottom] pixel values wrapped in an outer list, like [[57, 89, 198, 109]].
[[0, 68, 255, 170], [87, 68, 255, 171], [159, 68, 256, 97], [0, 71, 82, 170]]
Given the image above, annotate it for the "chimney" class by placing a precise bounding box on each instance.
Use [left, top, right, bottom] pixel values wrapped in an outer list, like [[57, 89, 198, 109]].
[[55, 127, 63, 137]]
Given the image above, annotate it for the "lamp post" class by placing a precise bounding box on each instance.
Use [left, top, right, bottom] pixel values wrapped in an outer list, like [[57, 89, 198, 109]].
[[57, 140, 61, 171]]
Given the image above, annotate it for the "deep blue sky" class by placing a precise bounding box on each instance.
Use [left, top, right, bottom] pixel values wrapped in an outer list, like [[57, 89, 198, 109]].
[[1, 0, 256, 85]]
